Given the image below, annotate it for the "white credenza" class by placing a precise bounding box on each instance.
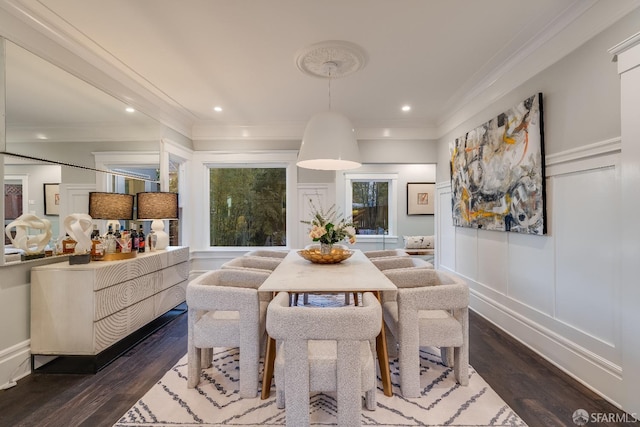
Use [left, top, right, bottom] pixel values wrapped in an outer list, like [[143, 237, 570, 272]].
[[30, 246, 189, 367]]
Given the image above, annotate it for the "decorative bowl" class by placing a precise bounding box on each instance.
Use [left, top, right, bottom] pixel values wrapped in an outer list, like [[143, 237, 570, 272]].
[[297, 247, 354, 264]]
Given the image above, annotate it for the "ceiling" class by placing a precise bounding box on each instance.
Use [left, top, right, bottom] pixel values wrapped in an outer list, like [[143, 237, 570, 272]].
[[4, 0, 640, 142]]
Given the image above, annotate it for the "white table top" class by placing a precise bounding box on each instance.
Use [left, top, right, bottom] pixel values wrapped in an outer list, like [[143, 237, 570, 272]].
[[258, 249, 397, 293]]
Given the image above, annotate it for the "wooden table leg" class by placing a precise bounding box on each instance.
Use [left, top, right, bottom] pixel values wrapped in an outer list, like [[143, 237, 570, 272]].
[[374, 291, 393, 396], [261, 334, 276, 399]]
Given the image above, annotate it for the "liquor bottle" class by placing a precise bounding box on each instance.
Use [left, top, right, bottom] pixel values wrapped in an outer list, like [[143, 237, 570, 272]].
[[130, 227, 139, 252], [114, 225, 122, 253], [105, 225, 116, 254], [90, 233, 105, 261], [120, 230, 132, 253], [137, 224, 146, 253], [90, 224, 100, 240], [62, 233, 77, 254]]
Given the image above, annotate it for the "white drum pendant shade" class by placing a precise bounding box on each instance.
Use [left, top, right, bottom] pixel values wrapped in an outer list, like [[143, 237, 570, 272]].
[[297, 111, 361, 170]]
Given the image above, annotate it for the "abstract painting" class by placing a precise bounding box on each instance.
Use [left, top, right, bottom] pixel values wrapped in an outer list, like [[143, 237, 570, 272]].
[[450, 93, 546, 235]]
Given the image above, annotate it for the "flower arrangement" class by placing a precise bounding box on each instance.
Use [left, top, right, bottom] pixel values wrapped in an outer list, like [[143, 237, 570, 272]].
[[301, 198, 356, 246]]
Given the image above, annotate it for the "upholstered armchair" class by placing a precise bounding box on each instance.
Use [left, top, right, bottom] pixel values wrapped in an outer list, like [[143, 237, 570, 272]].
[[266, 291, 381, 427], [220, 255, 282, 272], [243, 249, 289, 259], [186, 269, 271, 398], [363, 248, 409, 259], [370, 256, 433, 271], [382, 269, 469, 398]]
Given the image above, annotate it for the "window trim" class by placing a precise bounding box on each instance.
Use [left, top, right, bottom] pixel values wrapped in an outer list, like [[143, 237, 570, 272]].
[[202, 151, 298, 250], [344, 173, 398, 239]]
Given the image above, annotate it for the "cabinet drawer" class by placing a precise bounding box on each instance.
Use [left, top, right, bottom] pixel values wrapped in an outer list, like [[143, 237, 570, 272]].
[[94, 296, 155, 353], [94, 272, 159, 320]]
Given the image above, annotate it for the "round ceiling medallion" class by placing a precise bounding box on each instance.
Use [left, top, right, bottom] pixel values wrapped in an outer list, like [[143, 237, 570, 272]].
[[295, 40, 368, 79]]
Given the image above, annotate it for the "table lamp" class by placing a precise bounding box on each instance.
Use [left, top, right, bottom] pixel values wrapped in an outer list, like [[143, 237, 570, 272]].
[[136, 192, 178, 250], [88, 192, 135, 232]]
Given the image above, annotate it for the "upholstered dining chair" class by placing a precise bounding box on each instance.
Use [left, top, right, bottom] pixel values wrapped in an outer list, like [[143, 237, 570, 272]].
[[243, 249, 289, 259], [382, 269, 469, 398], [186, 268, 271, 398], [363, 248, 410, 259], [220, 255, 282, 272], [266, 291, 381, 427], [370, 256, 433, 271]]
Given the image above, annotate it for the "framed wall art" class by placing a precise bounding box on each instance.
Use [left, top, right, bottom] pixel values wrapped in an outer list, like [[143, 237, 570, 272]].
[[450, 93, 546, 235], [43, 183, 60, 216], [407, 182, 435, 215]]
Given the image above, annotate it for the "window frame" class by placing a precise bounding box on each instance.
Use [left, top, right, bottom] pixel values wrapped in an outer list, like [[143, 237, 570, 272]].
[[202, 151, 298, 250], [344, 173, 398, 240]]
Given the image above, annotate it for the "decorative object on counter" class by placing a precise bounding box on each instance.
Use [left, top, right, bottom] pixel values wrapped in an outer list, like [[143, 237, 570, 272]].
[[63, 213, 93, 264], [136, 192, 179, 250], [297, 244, 354, 264], [301, 197, 356, 255], [5, 213, 52, 260]]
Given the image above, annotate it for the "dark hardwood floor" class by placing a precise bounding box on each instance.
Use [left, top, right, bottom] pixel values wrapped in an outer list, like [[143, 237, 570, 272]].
[[0, 309, 634, 427]]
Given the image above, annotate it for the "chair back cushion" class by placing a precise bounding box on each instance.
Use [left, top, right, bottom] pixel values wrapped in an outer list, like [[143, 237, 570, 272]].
[[267, 292, 381, 341], [221, 256, 281, 272], [384, 268, 459, 289]]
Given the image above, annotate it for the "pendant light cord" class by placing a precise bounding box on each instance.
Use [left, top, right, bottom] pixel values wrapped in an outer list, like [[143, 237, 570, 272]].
[[327, 70, 332, 111]]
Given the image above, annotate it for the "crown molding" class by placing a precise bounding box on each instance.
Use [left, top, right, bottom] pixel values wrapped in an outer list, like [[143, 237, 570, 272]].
[[191, 121, 437, 142]]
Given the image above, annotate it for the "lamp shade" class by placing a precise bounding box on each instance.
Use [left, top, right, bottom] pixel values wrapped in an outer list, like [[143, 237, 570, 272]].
[[136, 192, 178, 251], [297, 111, 361, 170], [88, 192, 134, 220], [136, 192, 179, 220]]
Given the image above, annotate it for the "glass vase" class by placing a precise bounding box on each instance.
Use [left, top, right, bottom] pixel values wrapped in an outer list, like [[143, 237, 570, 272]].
[[320, 242, 333, 255]]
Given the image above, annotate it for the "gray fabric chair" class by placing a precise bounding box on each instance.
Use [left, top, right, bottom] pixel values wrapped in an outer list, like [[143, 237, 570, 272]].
[[266, 291, 381, 427], [243, 249, 289, 259], [370, 256, 433, 271], [187, 269, 270, 398], [220, 255, 281, 272], [382, 269, 469, 398], [363, 249, 409, 259]]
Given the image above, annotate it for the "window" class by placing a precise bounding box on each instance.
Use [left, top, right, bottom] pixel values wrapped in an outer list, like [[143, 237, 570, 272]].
[[345, 173, 397, 236], [209, 167, 287, 247]]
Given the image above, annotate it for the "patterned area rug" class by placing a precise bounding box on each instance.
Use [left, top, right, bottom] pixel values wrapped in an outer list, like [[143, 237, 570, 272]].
[[115, 295, 527, 426]]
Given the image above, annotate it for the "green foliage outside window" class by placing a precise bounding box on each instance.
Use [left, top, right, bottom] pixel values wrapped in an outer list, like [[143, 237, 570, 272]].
[[209, 168, 286, 246], [351, 181, 389, 235]]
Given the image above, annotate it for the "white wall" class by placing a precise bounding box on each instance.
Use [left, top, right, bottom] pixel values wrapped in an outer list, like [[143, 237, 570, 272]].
[[436, 9, 640, 410]]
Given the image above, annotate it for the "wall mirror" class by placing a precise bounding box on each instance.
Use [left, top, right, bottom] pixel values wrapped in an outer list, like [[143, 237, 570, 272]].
[[1, 37, 169, 266]]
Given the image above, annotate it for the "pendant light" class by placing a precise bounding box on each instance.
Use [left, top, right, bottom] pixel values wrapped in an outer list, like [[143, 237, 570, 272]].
[[296, 41, 367, 171]]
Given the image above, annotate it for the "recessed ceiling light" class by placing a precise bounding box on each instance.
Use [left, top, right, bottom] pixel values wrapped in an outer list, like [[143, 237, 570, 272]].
[[401, 105, 411, 112], [125, 107, 135, 113], [36, 133, 48, 140], [214, 106, 223, 112]]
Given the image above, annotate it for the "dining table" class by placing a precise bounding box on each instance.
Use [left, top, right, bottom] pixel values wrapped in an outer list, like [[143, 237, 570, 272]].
[[258, 248, 398, 399]]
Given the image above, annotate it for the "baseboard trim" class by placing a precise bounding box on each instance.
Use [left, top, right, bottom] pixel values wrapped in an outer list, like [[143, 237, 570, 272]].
[[0, 340, 31, 389]]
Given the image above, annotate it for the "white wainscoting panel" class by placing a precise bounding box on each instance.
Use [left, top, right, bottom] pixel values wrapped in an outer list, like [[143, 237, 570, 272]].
[[436, 183, 455, 271], [454, 227, 478, 279], [506, 231, 555, 316], [552, 165, 620, 355], [476, 230, 509, 295]]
